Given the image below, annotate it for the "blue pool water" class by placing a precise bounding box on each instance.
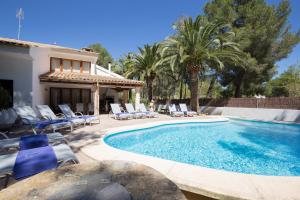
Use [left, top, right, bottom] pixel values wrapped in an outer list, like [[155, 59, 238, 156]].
[[104, 120, 300, 176]]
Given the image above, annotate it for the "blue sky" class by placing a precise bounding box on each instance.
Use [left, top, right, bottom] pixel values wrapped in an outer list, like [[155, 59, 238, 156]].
[[0, 0, 299, 74]]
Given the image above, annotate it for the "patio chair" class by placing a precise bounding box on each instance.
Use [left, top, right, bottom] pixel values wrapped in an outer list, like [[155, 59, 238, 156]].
[[110, 104, 133, 120], [162, 104, 169, 113], [0, 143, 78, 187], [168, 104, 184, 117], [125, 103, 146, 119], [36, 105, 84, 129], [139, 103, 158, 118], [179, 104, 197, 117], [58, 104, 100, 126], [157, 104, 163, 113], [14, 106, 73, 133], [0, 132, 66, 152]]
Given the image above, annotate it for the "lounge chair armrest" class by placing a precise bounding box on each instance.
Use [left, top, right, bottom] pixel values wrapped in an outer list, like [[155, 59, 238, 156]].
[[74, 112, 83, 116], [42, 116, 51, 120], [55, 113, 66, 119]]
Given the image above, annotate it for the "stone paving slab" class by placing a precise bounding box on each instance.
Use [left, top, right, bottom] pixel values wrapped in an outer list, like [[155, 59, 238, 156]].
[[0, 161, 186, 200]]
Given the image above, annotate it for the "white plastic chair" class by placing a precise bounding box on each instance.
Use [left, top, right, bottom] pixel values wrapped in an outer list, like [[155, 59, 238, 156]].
[[168, 104, 184, 117], [179, 104, 197, 117], [110, 104, 133, 120]]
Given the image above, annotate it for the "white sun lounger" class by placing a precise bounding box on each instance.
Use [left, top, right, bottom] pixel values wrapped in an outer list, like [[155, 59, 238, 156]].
[[179, 104, 197, 117], [125, 104, 146, 119], [168, 104, 184, 117], [0, 143, 78, 187], [14, 106, 73, 133], [139, 103, 158, 118], [0, 132, 65, 152], [58, 104, 100, 126], [110, 104, 133, 120], [156, 104, 163, 113], [36, 105, 84, 129]]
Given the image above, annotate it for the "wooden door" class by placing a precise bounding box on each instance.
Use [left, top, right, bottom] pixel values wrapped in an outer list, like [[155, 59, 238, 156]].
[[49, 88, 91, 114], [61, 88, 71, 107], [82, 89, 90, 114], [71, 89, 81, 111], [50, 88, 61, 113]]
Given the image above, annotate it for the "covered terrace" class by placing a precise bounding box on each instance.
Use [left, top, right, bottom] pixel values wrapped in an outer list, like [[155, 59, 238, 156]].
[[39, 71, 143, 115]]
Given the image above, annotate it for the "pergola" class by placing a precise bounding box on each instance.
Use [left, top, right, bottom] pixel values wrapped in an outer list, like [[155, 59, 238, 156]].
[[40, 71, 144, 115]]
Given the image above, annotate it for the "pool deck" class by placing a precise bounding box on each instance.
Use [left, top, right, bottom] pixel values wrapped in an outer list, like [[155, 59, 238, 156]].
[[5, 114, 300, 199]]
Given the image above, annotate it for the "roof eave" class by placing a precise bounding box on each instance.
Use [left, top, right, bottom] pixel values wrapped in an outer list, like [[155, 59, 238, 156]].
[[40, 79, 143, 87]]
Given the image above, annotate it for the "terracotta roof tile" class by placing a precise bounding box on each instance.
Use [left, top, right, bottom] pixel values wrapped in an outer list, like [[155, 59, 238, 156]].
[[40, 72, 143, 87]]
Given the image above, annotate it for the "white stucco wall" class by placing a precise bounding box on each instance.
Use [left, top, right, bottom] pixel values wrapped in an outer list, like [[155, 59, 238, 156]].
[[30, 47, 98, 106], [0, 45, 33, 107], [30, 47, 51, 107], [0, 43, 98, 108], [201, 106, 300, 123]]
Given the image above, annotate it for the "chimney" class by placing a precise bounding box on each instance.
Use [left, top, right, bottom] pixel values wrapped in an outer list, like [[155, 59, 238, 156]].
[[81, 47, 93, 52], [108, 62, 112, 72]]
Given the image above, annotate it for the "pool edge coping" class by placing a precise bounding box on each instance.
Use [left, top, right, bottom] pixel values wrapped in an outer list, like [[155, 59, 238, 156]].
[[81, 117, 300, 200]]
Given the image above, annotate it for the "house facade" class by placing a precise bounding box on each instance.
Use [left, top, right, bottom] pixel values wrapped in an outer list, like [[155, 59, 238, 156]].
[[0, 38, 143, 114]]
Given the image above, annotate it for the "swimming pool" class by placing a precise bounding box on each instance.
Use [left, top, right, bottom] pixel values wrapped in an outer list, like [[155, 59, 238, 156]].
[[104, 119, 300, 176]]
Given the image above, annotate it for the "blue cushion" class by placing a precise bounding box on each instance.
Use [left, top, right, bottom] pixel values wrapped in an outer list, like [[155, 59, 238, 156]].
[[13, 146, 58, 180], [19, 134, 49, 150]]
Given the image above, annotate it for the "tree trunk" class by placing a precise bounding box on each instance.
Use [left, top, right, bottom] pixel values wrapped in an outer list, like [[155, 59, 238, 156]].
[[234, 72, 244, 98], [190, 69, 199, 112], [179, 80, 183, 99], [234, 83, 241, 98], [147, 78, 154, 102], [206, 76, 216, 98], [184, 84, 187, 99]]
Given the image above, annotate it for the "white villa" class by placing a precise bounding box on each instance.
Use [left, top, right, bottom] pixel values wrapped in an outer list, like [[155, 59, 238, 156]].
[[0, 37, 143, 114]]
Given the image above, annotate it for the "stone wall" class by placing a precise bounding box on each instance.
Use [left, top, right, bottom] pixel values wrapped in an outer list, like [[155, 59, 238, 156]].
[[201, 106, 300, 123]]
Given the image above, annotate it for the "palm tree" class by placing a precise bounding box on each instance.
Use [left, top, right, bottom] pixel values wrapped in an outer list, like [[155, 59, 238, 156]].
[[125, 44, 163, 102], [162, 16, 243, 112]]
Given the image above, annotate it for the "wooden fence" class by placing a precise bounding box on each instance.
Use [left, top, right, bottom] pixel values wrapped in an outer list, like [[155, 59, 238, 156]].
[[155, 97, 300, 110]]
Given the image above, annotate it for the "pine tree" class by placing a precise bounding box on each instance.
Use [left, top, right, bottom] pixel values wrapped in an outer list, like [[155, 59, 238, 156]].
[[205, 0, 300, 97]]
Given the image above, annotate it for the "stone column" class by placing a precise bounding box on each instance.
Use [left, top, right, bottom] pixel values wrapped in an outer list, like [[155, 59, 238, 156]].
[[123, 89, 129, 103], [93, 83, 100, 116], [135, 87, 141, 111]]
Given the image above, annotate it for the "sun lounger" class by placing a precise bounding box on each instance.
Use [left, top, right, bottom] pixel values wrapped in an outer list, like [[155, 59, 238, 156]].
[[36, 105, 85, 129], [110, 104, 133, 120], [125, 103, 146, 119], [14, 106, 73, 133], [58, 104, 100, 126], [179, 104, 197, 116], [168, 104, 184, 117], [157, 104, 163, 113], [0, 132, 65, 152], [139, 103, 158, 118], [0, 143, 78, 187]]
